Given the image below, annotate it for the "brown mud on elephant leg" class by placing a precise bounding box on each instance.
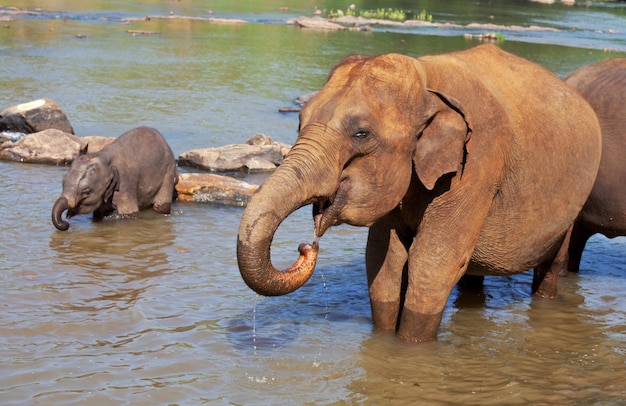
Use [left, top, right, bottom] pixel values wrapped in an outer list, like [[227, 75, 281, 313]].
[[397, 309, 444, 342], [371, 301, 405, 331], [366, 220, 411, 331]]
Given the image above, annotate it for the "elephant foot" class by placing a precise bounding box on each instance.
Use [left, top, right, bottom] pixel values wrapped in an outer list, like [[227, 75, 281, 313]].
[[396, 308, 443, 342], [153, 202, 172, 214], [370, 300, 400, 331]]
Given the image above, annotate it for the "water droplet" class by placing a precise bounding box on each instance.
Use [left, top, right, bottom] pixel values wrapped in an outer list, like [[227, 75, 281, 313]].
[[319, 270, 329, 318]]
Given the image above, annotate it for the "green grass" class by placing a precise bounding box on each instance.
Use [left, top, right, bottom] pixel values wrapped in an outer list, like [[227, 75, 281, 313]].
[[325, 7, 432, 23]]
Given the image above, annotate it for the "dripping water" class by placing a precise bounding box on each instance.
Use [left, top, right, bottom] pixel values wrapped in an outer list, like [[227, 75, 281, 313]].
[[252, 294, 258, 351]]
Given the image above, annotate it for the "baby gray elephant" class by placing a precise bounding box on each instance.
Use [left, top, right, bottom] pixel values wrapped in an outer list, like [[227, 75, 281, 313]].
[[51, 126, 178, 230]]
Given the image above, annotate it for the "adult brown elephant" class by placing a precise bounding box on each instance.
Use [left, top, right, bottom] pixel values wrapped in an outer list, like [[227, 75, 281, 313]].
[[559, 58, 626, 273], [237, 44, 602, 342], [52, 126, 178, 230]]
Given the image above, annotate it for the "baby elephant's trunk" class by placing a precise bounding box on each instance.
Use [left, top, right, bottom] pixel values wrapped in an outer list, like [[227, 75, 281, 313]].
[[51, 197, 70, 230]]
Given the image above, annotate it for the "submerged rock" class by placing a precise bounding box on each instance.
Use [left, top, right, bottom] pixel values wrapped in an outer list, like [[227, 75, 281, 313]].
[[175, 173, 258, 206]]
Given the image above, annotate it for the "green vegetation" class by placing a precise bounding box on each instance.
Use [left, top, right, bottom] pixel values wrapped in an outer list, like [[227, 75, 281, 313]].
[[414, 9, 433, 22], [325, 6, 432, 23]]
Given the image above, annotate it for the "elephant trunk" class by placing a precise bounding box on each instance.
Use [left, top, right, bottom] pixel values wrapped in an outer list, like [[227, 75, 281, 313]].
[[51, 196, 70, 230], [237, 138, 340, 296]]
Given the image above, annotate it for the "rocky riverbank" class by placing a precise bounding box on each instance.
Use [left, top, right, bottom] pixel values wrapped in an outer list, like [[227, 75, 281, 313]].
[[0, 98, 289, 206]]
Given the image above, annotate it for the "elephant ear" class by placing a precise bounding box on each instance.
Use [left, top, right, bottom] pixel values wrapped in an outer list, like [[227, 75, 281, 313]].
[[413, 90, 472, 190], [104, 166, 119, 203]]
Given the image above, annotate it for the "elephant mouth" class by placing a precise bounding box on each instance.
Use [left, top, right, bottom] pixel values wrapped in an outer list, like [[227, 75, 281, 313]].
[[313, 200, 330, 238], [312, 185, 346, 238]]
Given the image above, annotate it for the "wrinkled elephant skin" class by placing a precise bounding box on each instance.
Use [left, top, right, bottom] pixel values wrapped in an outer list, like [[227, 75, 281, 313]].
[[51, 126, 178, 230], [237, 45, 602, 342]]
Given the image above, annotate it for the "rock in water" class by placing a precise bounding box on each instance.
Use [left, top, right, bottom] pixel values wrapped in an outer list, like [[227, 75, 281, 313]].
[[0, 98, 74, 134]]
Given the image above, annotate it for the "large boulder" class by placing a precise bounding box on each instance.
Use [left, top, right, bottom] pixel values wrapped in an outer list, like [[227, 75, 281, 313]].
[[178, 134, 291, 172], [0, 128, 84, 164], [175, 173, 259, 206], [0, 98, 74, 134]]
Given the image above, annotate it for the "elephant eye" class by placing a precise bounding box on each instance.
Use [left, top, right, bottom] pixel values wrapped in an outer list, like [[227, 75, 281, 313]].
[[353, 130, 369, 139], [82, 188, 91, 196]]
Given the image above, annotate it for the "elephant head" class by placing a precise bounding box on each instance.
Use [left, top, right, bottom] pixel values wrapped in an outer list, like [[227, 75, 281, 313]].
[[237, 53, 472, 296], [51, 154, 119, 230]]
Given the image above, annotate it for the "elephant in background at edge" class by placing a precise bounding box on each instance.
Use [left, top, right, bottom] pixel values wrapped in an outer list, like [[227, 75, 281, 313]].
[[51, 126, 178, 230], [237, 44, 602, 342], [558, 58, 626, 274]]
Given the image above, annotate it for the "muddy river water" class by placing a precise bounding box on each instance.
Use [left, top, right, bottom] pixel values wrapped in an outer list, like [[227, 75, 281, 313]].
[[0, 1, 624, 404]]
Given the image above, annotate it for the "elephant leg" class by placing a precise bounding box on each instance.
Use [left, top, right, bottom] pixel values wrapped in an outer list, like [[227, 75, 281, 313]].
[[532, 262, 558, 298], [93, 202, 115, 221], [152, 173, 177, 214], [398, 249, 468, 342], [566, 222, 593, 273], [366, 217, 410, 331], [113, 191, 140, 218], [397, 198, 488, 342], [532, 227, 571, 298]]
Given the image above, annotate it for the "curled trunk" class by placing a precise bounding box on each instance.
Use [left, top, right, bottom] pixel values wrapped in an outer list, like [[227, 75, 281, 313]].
[[236, 170, 320, 296], [237, 237, 319, 296], [51, 196, 70, 230], [237, 135, 340, 296]]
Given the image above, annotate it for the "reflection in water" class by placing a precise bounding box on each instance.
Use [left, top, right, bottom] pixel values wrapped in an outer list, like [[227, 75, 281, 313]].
[[351, 271, 626, 405], [227, 258, 371, 352], [227, 306, 301, 351], [49, 215, 176, 312]]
